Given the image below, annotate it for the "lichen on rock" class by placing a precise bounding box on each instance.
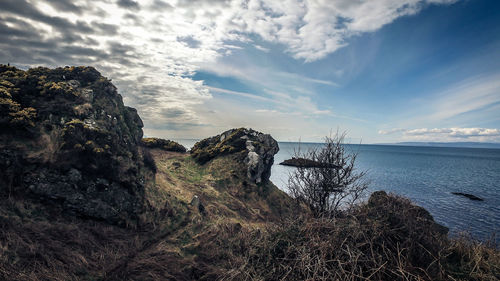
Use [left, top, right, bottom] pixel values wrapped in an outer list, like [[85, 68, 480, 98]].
[[0, 65, 151, 225], [141, 137, 186, 152], [191, 128, 279, 183]]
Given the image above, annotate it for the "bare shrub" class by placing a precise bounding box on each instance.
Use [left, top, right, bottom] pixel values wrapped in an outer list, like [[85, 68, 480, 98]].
[[195, 192, 494, 281], [287, 131, 369, 217]]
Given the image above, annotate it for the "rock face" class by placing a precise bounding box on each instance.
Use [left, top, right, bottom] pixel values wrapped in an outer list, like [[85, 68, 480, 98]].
[[191, 128, 279, 183], [0, 65, 150, 225]]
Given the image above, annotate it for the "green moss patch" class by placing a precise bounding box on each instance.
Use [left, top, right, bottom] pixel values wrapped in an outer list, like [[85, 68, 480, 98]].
[[141, 137, 186, 152], [190, 128, 248, 164]]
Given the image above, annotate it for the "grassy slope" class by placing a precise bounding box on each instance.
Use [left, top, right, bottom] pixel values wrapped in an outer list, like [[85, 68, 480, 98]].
[[1, 148, 498, 280], [0, 149, 293, 280]]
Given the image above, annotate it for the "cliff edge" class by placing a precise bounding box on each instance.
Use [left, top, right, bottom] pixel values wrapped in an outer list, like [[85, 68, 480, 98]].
[[191, 128, 279, 184], [0, 65, 149, 225]]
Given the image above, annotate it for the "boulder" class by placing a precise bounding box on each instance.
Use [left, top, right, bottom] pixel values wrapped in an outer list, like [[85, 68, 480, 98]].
[[451, 192, 483, 201], [191, 128, 279, 184], [0, 65, 150, 225]]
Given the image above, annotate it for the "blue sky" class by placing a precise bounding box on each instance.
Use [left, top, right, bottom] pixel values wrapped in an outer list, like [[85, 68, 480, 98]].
[[1, 0, 499, 142]]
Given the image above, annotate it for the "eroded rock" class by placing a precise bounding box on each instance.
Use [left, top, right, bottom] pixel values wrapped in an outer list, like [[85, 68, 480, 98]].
[[191, 128, 279, 183], [0, 65, 150, 225]]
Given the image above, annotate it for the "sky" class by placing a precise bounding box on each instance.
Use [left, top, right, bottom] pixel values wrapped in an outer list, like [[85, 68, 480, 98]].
[[1, 0, 499, 143]]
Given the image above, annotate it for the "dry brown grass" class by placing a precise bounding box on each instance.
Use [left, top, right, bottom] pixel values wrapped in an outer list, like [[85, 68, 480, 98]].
[[1, 147, 498, 281], [1, 191, 498, 281], [445, 233, 499, 280], [193, 192, 499, 281], [0, 197, 137, 281]]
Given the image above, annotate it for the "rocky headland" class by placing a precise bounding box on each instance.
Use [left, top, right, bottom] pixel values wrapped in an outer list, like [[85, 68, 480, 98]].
[[0, 65, 497, 281], [191, 127, 279, 184]]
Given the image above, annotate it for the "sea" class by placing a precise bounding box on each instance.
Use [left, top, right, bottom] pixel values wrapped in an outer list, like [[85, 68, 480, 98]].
[[272, 142, 500, 243], [176, 139, 500, 242]]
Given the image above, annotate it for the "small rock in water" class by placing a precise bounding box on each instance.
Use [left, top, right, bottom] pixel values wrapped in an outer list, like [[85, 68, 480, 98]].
[[451, 192, 483, 201], [279, 157, 340, 168]]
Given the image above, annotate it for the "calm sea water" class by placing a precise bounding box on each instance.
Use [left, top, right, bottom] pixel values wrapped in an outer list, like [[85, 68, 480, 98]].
[[176, 139, 500, 242], [271, 142, 500, 242]]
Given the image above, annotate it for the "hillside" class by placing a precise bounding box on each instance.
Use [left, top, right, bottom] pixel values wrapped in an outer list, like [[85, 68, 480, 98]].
[[0, 65, 498, 280], [0, 65, 293, 279]]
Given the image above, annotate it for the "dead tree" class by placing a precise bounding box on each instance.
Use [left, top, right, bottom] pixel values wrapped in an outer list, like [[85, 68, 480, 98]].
[[287, 131, 369, 218]]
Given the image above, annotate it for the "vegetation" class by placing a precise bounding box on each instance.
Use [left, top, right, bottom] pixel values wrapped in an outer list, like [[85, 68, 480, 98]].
[[288, 131, 369, 217], [2, 133, 498, 280], [0, 69, 37, 128], [191, 128, 249, 164], [0, 148, 293, 280], [141, 137, 187, 153], [195, 191, 499, 281]]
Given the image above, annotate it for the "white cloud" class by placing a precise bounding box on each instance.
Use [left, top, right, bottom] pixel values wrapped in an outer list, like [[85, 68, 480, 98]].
[[207, 86, 273, 103], [378, 128, 406, 135], [0, 0, 457, 138], [208, 86, 332, 117], [254, 44, 270, 52], [378, 127, 500, 142]]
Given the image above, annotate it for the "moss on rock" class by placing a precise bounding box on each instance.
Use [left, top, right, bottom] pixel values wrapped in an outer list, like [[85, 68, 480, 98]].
[[191, 128, 279, 184], [141, 137, 186, 152], [191, 128, 249, 164], [0, 64, 151, 225]]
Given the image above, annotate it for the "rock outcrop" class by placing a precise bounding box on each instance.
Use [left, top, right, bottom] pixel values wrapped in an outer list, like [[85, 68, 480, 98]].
[[368, 191, 449, 235], [191, 128, 279, 183], [280, 157, 341, 168], [451, 192, 483, 201], [0, 65, 150, 225], [141, 137, 186, 152]]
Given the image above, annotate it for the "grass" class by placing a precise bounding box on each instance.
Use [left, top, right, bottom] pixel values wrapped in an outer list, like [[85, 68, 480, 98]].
[[193, 192, 500, 281], [1, 149, 498, 280]]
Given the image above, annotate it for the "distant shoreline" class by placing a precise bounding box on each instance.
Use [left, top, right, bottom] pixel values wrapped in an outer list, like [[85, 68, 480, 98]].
[[372, 142, 500, 149], [273, 141, 500, 150]]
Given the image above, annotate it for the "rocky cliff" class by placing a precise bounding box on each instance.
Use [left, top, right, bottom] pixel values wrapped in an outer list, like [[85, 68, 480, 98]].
[[191, 128, 279, 184], [0, 65, 149, 225]]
